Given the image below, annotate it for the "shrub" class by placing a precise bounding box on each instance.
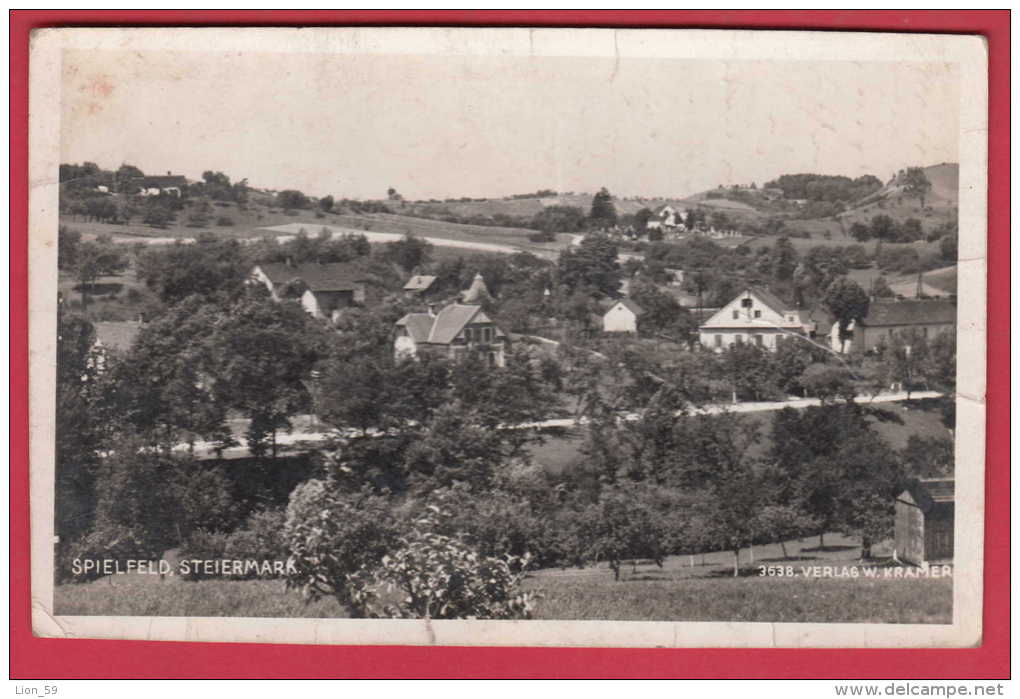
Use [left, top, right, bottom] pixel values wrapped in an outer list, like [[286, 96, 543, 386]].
[[61, 524, 161, 582], [365, 505, 539, 619], [177, 529, 230, 580], [528, 230, 556, 243], [223, 508, 288, 578], [216, 216, 235, 226], [284, 480, 400, 616]]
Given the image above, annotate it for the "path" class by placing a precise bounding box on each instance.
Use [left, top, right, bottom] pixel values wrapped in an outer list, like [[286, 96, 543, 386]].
[[183, 390, 942, 460]]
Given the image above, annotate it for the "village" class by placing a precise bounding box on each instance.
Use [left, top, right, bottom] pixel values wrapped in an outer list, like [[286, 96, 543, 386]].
[[54, 159, 958, 623]]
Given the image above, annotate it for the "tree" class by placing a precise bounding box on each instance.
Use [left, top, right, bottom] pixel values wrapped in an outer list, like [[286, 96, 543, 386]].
[[72, 235, 128, 313], [634, 207, 654, 233], [940, 234, 958, 263], [556, 233, 621, 297], [136, 236, 249, 306], [798, 363, 856, 403], [901, 435, 954, 479], [771, 236, 798, 281], [576, 484, 668, 580], [58, 226, 82, 271], [383, 234, 433, 274], [823, 277, 870, 352], [277, 189, 309, 210], [589, 187, 617, 227], [753, 504, 818, 559], [901, 167, 932, 208], [387, 186, 403, 201], [108, 298, 231, 452], [531, 205, 586, 234], [871, 275, 895, 299], [114, 163, 144, 192], [319, 194, 334, 212], [55, 311, 108, 556], [849, 221, 871, 242], [206, 295, 330, 457]]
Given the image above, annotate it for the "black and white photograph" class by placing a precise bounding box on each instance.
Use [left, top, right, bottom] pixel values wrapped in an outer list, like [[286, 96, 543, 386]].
[[28, 26, 987, 648]]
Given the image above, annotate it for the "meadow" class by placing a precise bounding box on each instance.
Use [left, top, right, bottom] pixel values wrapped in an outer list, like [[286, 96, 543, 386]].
[[54, 531, 952, 624]]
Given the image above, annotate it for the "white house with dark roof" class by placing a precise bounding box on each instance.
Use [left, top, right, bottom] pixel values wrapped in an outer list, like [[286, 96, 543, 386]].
[[251, 262, 367, 321], [831, 299, 956, 353], [602, 298, 645, 334], [699, 287, 806, 351], [394, 303, 507, 367]]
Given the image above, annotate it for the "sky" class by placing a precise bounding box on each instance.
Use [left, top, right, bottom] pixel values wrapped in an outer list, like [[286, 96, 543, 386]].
[[61, 48, 960, 201]]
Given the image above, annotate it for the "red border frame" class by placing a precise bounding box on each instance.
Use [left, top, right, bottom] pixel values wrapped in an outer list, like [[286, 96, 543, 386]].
[[10, 10, 1009, 679]]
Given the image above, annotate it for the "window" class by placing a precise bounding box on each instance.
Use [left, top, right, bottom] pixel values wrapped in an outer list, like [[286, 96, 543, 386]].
[[754, 310, 762, 319], [754, 334, 764, 346], [741, 298, 753, 308], [714, 334, 722, 348], [732, 310, 739, 320], [788, 315, 795, 322], [483, 327, 493, 342], [735, 334, 743, 344]]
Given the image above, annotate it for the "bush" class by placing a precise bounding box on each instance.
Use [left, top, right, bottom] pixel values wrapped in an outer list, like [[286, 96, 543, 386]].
[[365, 505, 539, 619], [528, 230, 556, 243], [216, 216, 234, 226], [284, 480, 400, 616], [177, 529, 230, 580], [223, 508, 288, 578], [61, 524, 162, 583]]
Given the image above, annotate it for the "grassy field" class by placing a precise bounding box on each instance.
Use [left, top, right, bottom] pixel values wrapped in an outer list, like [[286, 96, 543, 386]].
[[55, 531, 952, 623], [529, 573, 951, 623]]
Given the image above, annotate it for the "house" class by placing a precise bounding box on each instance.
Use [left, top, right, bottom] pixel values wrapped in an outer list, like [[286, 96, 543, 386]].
[[394, 303, 508, 367], [127, 173, 188, 197], [832, 299, 956, 353], [602, 298, 645, 334], [403, 274, 437, 296], [657, 205, 679, 228], [251, 262, 367, 321], [699, 287, 806, 351], [895, 479, 954, 566]]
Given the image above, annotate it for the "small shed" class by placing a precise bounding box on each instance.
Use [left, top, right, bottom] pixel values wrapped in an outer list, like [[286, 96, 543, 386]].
[[894, 478, 954, 565], [602, 298, 645, 334]]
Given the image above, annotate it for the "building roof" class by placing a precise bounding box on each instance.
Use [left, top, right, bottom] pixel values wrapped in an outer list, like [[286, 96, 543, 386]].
[[461, 273, 491, 304], [428, 304, 487, 344], [859, 300, 956, 327], [395, 313, 435, 343], [93, 320, 142, 352], [901, 478, 955, 513], [609, 298, 645, 317], [747, 286, 791, 314], [403, 274, 437, 292], [396, 303, 501, 346], [258, 262, 367, 292]]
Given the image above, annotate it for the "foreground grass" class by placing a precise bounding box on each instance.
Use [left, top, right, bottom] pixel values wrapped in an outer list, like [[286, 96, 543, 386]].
[[527, 574, 952, 624], [56, 577, 346, 618], [56, 538, 951, 624]]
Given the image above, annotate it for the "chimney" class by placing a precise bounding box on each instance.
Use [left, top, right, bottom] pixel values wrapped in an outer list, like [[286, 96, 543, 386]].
[[167, 170, 172, 176], [427, 303, 438, 317]]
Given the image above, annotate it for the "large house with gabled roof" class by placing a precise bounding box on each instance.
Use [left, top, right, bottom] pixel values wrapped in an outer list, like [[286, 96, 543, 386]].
[[394, 303, 508, 367], [831, 299, 956, 353], [699, 287, 806, 351], [251, 262, 367, 321]]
